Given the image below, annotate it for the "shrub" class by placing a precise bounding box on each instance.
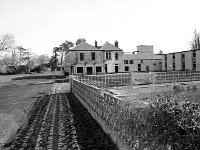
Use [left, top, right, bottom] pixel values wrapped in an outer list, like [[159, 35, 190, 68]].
[[16, 65, 29, 74], [5, 66, 17, 75], [30, 64, 48, 73], [124, 96, 200, 150]]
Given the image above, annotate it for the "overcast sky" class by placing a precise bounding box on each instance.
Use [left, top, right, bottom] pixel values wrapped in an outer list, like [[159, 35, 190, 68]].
[[0, 0, 200, 56]]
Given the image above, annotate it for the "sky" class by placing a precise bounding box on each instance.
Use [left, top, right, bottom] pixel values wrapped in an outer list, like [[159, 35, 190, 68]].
[[0, 0, 200, 56]]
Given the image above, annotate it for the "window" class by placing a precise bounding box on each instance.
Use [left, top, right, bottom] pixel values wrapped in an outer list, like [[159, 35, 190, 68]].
[[173, 63, 175, 71], [106, 52, 111, 60], [181, 54, 185, 59], [91, 52, 95, 60], [125, 66, 129, 71], [159, 62, 162, 65], [115, 52, 118, 60], [138, 64, 141, 71], [172, 53, 175, 59], [182, 62, 185, 70], [124, 60, 128, 64], [193, 63, 196, 70], [77, 67, 83, 73], [165, 55, 167, 61], [154, 63, 156, 66], [96, 66, 102, 72], [193, 51, 196, 57], [165, 62, 167, 70], [130, 60, 134, 64], [80, 53, 84, 61], [141, 60, 143, 63]]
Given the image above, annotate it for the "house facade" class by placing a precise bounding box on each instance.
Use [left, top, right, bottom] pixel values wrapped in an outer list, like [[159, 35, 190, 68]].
[[64, 41, 163, 75], [162, 49, 200, 71]]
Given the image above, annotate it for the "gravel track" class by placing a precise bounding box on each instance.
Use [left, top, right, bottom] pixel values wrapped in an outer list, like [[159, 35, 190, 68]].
[[2, 83, 119, 150]]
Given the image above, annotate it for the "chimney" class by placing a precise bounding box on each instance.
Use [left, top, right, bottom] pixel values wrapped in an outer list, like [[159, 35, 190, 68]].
[[95, 40, 98, 47], [114, 40, 118, 48]]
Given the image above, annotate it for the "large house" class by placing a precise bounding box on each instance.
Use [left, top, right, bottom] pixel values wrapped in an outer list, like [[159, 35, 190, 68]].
[[64, 41, 163, 75]]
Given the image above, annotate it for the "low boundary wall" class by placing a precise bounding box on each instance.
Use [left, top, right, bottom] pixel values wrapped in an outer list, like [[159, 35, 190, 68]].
[[71, 78, 133, 150], [70, 77, 189, 149]]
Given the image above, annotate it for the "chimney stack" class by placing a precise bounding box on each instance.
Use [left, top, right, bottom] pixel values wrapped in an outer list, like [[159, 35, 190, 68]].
[[95, 40, 98, 47], [114, 40, 118, 48]]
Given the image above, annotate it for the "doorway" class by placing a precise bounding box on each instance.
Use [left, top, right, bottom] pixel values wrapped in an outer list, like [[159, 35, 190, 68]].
[[87, 67, 93, 75]]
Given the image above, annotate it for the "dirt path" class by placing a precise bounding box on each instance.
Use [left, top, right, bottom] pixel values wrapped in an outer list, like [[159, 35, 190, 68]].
[[2, 83, 118, 150], [52, 94, 59, 150]]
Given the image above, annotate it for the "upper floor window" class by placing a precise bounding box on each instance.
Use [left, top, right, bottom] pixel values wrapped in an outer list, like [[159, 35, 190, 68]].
[[80, 53, 84, 61], [193, 51, 196, 57], [106, 52, 111, 60], [165, 55, 167, 61], [130, 60, 134, 64], [91, 52, 95, 60], [124, 60, 128, 64], [115, 52, 118, 60], [172, 53, 175, 59], [181, 53, 185, 59]]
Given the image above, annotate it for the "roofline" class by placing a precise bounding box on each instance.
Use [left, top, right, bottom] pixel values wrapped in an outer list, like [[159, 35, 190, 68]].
[[69, 49, 102, 51], [102, 49, 123, 51], [164, 49, 200, 55], [68, 49, 123, 52], [122, 59, 162, 60], [137, 45, 154, 47]]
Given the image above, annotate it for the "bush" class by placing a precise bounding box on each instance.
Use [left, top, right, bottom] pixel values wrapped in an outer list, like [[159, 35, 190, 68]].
[[16, 65, 29, 74], [124, 96, 200, 150], [30, 64, 48, 73], [5, 66, 17, 75]]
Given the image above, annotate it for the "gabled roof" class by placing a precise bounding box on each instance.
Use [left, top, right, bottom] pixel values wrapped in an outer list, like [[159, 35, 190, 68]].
[[70, 41, 99, 51], [100, 41, 122, 51]]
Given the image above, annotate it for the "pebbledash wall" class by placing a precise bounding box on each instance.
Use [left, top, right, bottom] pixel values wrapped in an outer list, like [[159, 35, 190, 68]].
[[70, 77, 154, 150]]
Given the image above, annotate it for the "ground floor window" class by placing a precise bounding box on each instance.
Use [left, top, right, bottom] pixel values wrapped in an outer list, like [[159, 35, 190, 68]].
[[77, 67, 83, 73], [138, 64, 141, 71], [125, 66, 129, 71], [96, 66, 102, 72]]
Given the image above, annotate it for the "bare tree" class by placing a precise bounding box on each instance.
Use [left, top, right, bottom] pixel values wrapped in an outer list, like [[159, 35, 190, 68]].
[[191, 29, 200, 50], [75, 38, 86, 46], [0, 34, 15, 52]]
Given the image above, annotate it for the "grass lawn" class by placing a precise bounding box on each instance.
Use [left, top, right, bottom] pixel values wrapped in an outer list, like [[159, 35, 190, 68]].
[[0, 79, 53, 147], [0, 81, 53, 112]]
